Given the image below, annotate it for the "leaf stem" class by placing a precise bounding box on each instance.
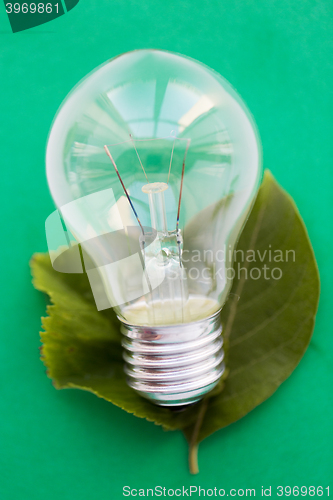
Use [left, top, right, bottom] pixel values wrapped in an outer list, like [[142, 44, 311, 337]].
[[188, 398, 209, 474], [189, 443, 199, 475]]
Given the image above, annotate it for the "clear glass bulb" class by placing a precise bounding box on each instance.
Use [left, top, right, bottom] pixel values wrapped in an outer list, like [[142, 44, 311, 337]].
[[46, 50, 261, 407]]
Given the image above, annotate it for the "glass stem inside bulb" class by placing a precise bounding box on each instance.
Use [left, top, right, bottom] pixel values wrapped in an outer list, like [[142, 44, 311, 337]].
[[142, 182, 189, 324], [147, 187, 168, 234]]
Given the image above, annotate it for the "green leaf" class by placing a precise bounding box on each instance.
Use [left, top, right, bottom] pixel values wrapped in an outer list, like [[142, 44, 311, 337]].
[[30, 170, 320, 472], [31, 253, 184, 429]]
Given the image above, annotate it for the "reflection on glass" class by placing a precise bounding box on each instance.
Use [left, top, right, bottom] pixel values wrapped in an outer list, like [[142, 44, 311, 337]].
[[47, 49, 261, 326]]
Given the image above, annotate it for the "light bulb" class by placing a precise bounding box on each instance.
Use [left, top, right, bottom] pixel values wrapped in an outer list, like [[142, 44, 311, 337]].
[[46, 50, 261, 407]]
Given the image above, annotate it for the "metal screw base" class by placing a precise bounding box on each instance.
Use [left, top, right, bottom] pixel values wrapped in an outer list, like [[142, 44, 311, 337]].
[[119, 309, 225, 407]]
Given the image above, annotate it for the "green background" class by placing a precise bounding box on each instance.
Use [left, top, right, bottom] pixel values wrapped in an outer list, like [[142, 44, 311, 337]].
[[0, 1, 332, 498]]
